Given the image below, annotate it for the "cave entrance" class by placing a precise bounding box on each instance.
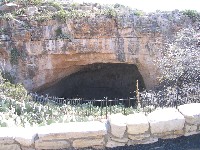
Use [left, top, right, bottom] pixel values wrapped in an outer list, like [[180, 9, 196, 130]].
[[39, 63, 146, 99]]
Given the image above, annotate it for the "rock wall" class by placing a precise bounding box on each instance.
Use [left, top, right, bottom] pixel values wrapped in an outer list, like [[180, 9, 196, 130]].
[[0, 103, 200, 150], [0, 9, 197, 91]]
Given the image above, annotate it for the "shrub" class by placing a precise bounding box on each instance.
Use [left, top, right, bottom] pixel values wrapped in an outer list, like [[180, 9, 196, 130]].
[[10, 48, 20, 65], [182, 10, 200, 22], [55, 27, 62, 37], [53, 9, 68, 21], [134, 10, 144, 16], [33, 12, 53, 22], [14, 8, 25, 16], [47, 1, 63, 10], [102, 7, 117, 18], [2, 13, 14, 21], [17, 0, 43, 6]]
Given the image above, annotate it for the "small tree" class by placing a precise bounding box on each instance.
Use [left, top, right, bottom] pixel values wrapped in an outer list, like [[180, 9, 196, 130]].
[[156, 28, 200, 89]]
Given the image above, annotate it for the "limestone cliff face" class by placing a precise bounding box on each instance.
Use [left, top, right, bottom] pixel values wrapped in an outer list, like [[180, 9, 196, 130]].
[[0, 8, 197, 91]]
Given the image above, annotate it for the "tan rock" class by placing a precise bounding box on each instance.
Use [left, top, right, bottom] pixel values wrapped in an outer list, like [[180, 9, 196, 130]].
[[184, 124, 198, 136], [108, 113, 127, 138], [21, 147, 35, 150], [14, 127, 38, 147], [0, 144, 21, 150], [128, 137, 158, 145], [185, 124, 197, 133], [35, 140, 70, 150], [73, 138, 105, 148], [0, 128, 16, 144], [0, 138, 15, 144], [0, 127, 38, 147], [160, 130, 184, 139], [106, 140, 126, 148], [37, 121, 106, 140], [126, 113, 149, 135], [109, 135, 129, 143], [148, 108, 185, 136], [178, 103, 200, 124], [128, 133, 150, 141]]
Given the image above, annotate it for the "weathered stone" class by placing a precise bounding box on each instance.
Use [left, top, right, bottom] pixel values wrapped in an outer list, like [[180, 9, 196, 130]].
[[160, 130, 184, 139], [126, 113, 149, 135], [0, 128, 15, 144], [35, 140, 70, 150], [148, 108, 185, 136], [25, 6, 38, 16], [14, 127, 38, 147], [128, 133, 150, 141], [127, 137, 158, 145], [0, 137, 15, 144], [178, 103, 200, 125], [108, 113, 127, 138], [73, 138, 105, 148], [106, 140, 126, 148], [37, 121, 106, 140], [0, 9, 198, 93], [109, 135, 129, 143], [0, 144, 21, 150], [0, 127, 37, 147], [184, 124, 198, 136], [21, 147, 35, 150], [0, 3, 18, 12], [185, 124, 197, 133]]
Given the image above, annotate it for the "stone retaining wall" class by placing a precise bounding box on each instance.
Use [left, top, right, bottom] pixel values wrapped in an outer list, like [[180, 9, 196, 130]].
[[0, 103, 200, 150]]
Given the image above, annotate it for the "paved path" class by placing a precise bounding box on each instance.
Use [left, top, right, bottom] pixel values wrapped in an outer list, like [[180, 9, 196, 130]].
[[107, 134, 200, 150]]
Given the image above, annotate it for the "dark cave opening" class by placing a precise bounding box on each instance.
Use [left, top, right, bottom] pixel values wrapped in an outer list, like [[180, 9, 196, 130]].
[[39, 63, 146, 100]]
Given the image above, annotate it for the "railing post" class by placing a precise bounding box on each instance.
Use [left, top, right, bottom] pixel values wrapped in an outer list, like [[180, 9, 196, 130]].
[[100, 99, 103, 117], [136, 80, 140, 108], [105, 97, 108, 119], [109, 100, 111, 115]]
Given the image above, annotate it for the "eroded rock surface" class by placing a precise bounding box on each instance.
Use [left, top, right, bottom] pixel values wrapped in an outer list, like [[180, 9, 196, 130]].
[[0, 2, 198, 93]]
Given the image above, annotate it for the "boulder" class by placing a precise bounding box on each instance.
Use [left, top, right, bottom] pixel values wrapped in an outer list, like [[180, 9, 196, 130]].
[[178, 103, 200, 124], [72, 138, 105, 148], [14, 127, 38, 147], [0, 127, 37, 147], [35, 140, 70, 150], [106, 140, 126, 148], [126, 113, 149, 135], [37, 121, 107, 140], [0, 144, 21, 150], [108, 113, 127, 138], [148, 108, 185, 137]]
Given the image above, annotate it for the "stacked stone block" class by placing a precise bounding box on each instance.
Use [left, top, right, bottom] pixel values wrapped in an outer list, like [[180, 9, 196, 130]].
[[0, 103, 200, 150], [178, 103, 200, 136]]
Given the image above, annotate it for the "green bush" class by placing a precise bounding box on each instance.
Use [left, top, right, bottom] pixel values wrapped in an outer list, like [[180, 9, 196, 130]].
[[47, 1, 63, 10], [33, 12, 53, 22], [14, 8, 25, 16], [183, 10, 200, 22], [53, 9, 68, 21], [2, 13, 14, 21], [55, 27, 62, 37], [134, 10, 144, 16], [17, 0, 43, 6], [102, 8, 117, 18], [10, 48, 20, 65]]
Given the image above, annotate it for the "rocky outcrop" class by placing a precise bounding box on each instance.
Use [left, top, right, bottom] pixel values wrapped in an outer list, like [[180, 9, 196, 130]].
[[0, 3, 198, 92]]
